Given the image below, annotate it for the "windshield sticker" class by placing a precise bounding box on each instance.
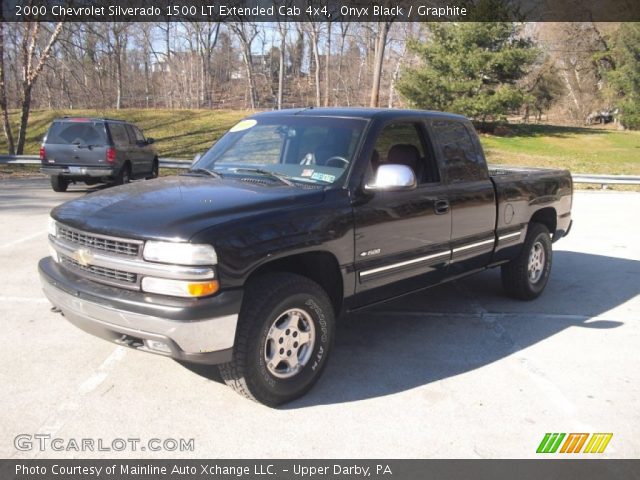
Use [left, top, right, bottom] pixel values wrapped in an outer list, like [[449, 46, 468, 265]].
[[301, 169, 314, 177], [311, 172, 336, 183], [229, 119, 257, 132]]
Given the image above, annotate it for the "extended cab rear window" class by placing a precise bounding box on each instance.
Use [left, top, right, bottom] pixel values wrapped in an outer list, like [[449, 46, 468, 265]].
[[46, 121, 107, 146]]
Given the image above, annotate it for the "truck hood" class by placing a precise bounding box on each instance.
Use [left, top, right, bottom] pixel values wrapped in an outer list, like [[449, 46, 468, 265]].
[[51, 175, 325, 241]]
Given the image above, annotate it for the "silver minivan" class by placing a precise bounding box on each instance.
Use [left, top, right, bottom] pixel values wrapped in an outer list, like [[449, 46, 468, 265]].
[[40, 117, 159, 192]]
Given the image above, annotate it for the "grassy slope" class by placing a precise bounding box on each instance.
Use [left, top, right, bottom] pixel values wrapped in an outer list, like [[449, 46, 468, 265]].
[[1, 109, 639, 176], [0, 109, 250, 159], [480, 124, 640, 175]]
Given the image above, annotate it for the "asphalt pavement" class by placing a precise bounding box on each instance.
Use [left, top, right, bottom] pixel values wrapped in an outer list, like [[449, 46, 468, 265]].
[[1, 177, 638, 458]]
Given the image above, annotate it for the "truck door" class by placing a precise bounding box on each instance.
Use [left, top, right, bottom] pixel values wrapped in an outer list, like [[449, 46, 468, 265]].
[[352, 120, 451, 306], [429, 120, 496, 277]]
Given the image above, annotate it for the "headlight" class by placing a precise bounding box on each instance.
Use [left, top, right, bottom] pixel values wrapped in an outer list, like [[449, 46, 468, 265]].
[[143, 241, 217, 265], [48, 217, 57, 237], [141, 277, 219, 298]]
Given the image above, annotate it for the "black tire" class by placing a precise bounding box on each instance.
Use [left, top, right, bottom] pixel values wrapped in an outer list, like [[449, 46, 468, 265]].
[[501, 223, 553, 300], [50, 175, 69, 192], [219, 273, 335, 407], [146, 159, 159, 179], [84, 179, 99, 186], [115, 163, 131, 185]]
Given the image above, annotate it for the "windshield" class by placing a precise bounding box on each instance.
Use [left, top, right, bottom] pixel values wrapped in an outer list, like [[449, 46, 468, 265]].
[[192, 116, 367, 186], [46, 121, 107, 146]]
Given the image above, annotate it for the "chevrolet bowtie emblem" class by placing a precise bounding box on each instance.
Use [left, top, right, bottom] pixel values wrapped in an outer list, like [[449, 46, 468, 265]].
[[73, 248, 94, 267]]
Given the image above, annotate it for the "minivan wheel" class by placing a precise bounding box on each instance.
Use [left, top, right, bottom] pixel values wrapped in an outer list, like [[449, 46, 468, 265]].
[[50, 175, 69, 192], [501, 223, 552, 300], [115, 163, 131, 185], [219, 273, 335, 407], [146, 159, 159, 179]]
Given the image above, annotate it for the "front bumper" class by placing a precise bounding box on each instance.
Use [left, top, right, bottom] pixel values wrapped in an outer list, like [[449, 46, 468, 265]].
[[41, 165, 115, 178], [39, 257, 242, 364]]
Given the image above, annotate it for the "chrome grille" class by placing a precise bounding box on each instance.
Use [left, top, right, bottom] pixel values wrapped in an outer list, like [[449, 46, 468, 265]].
[[57, 225, 140, 257], [60, 253, 137, 285]]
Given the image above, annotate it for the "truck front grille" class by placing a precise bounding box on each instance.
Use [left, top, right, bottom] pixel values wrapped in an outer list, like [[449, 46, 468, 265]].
[[57, 225, 140, 257], [60, 253, 138, 285]]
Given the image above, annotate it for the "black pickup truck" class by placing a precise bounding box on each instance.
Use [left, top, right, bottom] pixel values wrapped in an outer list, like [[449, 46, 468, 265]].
[[39, 108, 572, 406]]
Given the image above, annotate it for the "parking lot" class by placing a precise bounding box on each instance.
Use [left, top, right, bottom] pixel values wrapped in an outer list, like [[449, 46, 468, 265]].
[[1, 177, 638, 459]]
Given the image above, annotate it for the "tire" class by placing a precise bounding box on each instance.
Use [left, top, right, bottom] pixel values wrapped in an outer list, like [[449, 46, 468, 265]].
[[114, 163, 131, 185], [50, 175, 69, 192], [146, 159, 159, 179], [501, 223, 553, 300], [84, 179, 99, 186], [219, 273, 335, 407]]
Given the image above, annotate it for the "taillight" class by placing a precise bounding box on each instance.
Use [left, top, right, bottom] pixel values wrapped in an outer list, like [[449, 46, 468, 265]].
[[106, 147, 116, 163], [39, 146, 46, 160]]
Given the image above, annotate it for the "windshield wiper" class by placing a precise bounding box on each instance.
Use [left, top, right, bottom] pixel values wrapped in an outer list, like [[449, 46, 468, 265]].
[[229, 167, 295, 186], [186, 168, 223, 178]]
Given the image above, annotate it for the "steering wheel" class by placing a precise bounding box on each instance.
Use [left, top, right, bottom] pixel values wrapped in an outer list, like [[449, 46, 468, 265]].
[[325, 156, 349, 168]]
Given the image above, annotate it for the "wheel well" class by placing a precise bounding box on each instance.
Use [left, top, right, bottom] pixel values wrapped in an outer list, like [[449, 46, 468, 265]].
[[530, 207, 557, 236], [247, 252, 343, 316]]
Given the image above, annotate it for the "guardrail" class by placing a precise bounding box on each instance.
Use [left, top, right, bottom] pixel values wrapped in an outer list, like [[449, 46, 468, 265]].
[[1, 154, 639, 186]]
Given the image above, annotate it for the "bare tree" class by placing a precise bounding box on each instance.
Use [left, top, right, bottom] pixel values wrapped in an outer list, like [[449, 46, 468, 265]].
[[0, 13, 15, 153], [370, 20, 393, 107], [16, 21, 63, 154], [229, 22, 259, 109], [307, 22, 322, 107], [275, 16, 289, 110]]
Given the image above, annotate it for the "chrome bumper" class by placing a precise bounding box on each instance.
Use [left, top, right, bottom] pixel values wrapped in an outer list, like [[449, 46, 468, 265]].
[[41, 166, 115, 177], [42, 278, 238, 364]]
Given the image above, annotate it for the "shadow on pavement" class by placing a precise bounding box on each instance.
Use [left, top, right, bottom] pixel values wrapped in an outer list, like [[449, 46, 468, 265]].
[[180, 251, 638, 407]]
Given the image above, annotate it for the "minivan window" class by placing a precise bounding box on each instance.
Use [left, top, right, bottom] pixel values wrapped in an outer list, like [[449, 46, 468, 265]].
[[46, 121, 107, 146], [109, 123, 130, 147]]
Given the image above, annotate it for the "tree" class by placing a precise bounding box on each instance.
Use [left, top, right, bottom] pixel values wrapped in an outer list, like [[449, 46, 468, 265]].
[[398, 22, 538, 121], [599, 23, 640, 129], [0, 13, 15, 153], [370, 20, 392, 107], [16, 21, 64, 154]]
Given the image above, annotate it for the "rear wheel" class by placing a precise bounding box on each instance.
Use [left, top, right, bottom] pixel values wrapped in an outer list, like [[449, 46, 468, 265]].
[[114, 163, 131, 185], [50, 175, 69, 192], [219, 273, 335, 407], [501, 223, 552, 300]]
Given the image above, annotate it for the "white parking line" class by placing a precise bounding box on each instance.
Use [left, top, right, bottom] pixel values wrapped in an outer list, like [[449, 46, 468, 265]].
[[13, 347, 127, 459], [0, 296, 49, 304], [0, 230, 45, 249]]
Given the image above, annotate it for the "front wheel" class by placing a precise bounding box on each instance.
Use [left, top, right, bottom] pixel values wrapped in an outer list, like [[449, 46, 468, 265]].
[[146, 159, 159, 179], [501, 223, 552, 300], [219, 273, 335, 407]]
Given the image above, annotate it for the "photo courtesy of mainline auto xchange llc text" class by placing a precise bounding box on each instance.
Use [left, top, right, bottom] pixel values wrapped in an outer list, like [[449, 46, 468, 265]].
[[0, 0, 639, 479]]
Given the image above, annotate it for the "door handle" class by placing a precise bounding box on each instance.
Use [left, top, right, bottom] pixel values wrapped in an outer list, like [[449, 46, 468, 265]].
[[434, 200, 449, 215]]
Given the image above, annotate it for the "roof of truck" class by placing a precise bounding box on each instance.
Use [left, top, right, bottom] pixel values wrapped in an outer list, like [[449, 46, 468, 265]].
[[251, 107, 468, 121]]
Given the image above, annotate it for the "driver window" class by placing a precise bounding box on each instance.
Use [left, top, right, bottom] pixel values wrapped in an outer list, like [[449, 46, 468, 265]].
[[369, 122, 439, 184]]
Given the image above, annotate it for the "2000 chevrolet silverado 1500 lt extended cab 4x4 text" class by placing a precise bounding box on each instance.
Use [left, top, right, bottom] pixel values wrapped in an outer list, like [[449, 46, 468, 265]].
[[39, 108, 573, 406]]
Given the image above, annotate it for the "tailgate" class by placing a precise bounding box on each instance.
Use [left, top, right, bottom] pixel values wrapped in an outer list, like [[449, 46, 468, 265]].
[[42, 120, 109, 167]]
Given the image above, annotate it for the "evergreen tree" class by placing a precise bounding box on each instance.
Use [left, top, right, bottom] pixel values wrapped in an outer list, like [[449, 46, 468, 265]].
[[398, 22, 539, 121], [599, 23, 640, 130]]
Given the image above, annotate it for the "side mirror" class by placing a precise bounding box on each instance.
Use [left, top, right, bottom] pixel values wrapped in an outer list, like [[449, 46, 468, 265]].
[[192, 153, 202, 165], [365, 164, 417, 191], [146, 137, 155, 145]]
